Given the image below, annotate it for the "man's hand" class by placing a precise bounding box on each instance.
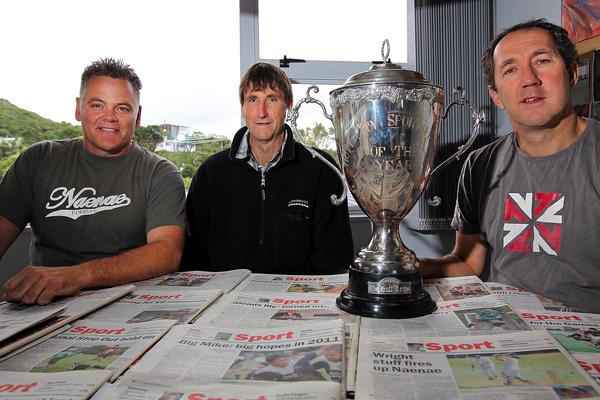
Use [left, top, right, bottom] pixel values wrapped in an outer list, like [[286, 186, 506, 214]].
[[3, 265, 86, 305]]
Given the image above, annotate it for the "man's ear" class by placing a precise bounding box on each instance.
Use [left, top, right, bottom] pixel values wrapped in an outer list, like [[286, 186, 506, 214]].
[[75, 97, 82, 121], [569, 61, 579, 87], [488, 85, 505, 110], [135, 105, 142, 128]]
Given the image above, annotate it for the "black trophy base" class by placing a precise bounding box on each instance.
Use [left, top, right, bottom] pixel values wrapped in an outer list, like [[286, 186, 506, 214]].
[[337, 268, 436, 319]]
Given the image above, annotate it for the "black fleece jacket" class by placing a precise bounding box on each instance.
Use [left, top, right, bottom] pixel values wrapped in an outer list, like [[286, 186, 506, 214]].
[[182, 125, 354, 274]]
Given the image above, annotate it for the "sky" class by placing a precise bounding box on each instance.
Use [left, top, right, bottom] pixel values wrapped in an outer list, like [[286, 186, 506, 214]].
[[1, 1, 242, 137]]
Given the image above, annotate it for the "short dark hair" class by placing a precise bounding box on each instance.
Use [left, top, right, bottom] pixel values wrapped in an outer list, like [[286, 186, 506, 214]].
[[239, 63, 293, 106], [80, 58, 142, 101], [481, 19, 577, 90]]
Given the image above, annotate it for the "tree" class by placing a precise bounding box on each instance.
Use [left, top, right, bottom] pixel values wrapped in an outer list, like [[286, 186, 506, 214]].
[[296, 122, 338, 161], [134, 125, 164, 152]]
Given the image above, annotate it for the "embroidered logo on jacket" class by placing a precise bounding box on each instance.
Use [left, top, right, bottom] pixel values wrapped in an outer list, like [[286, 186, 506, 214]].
[[503, 192, 563, 255], [288, 199, 309, 209], [45, 187, 131, 220]]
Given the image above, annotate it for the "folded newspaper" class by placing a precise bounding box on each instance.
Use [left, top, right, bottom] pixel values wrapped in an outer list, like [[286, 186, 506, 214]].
[[0, 370, 111, 400], [93, 376, 341, 400], [520, 309, 600, 385], [87, 287, 222, 324], [361, 295, 533, 338], [231, 273, 348, 295], [126, 319, 345, 396], [0, 319, 175, 382], [355, 330, 600, 400], [487, 282, 583, 312], [0, 285, 135, 357], [0, 302, 67, 343], [132, 269, 251, 293], [424, 276, 493, 302], [194, 291, 359, 393]]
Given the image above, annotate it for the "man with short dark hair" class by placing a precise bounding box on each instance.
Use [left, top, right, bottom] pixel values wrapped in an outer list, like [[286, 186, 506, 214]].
[[422, 19, 600, 313], [184, 62, 353, 274], [0, 58, 186, 305]]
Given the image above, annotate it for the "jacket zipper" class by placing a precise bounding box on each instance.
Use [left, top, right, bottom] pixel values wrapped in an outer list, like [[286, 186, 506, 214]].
[[259, 168, 266, 245]]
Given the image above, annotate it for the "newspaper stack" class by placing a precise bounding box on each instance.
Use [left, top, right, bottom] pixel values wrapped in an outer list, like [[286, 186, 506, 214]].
[[0, 370, 111, 400], [361, 295, 533, 338], [424, 276, 493, 303], [230, 273, 348, 295], [87, 287, 222, 324], [0, 302, 66, 344], [125, 319, 345, 396], [519, 309, 600, 385], [0, 285, 135, 358], [0, 319, 175, 382], [133, 269, 251, 293], [355, 330, 600, 400], [94, 377, 341, 400], [195, 291, 360, 393]]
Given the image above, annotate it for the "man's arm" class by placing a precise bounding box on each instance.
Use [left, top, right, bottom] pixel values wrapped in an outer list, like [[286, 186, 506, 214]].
[[0, 216, 22, 260], [420, 231, 488, 278], [3, 225, 184, 305]]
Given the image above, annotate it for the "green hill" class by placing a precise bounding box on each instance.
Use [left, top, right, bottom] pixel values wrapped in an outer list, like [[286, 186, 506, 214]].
[[0, 98, 82, 145]]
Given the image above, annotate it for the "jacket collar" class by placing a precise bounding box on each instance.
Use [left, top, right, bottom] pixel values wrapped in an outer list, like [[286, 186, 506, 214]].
[[229, 124, 296, 163]]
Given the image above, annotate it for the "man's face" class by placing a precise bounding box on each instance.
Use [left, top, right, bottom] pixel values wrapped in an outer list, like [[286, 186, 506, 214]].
[[76, 75, 141, 157], [271, 356, 289, 367], [488, 28, 577, 133], [242, 84, 290, 144]]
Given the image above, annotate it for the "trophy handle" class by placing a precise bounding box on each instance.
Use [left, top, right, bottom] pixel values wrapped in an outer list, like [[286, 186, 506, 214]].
[[287, 85, 348, 206], [425, 86, 485, 206]]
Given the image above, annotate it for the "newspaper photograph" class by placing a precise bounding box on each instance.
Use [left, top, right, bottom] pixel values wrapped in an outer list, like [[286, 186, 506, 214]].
[[487, 282, 583, 312], [194, 291, 359, 392], [231, 273, 348, 295], [95, 377, 341, 400], [0, 370, 112, 400], [0, 319, 175, 382], [133, 269, 251, 293], [356, 330, 600, 400], [87, 287, 222, 324], [520, 310, 600, 385], [0, 285, 135, 358], [0, 302, 66, 343], [126, 319, 344, 395], [424, 276, 492, 302], [361, 295, 533, 338]]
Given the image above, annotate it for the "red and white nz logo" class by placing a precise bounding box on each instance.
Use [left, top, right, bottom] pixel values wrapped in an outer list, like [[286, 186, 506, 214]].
[[503, 192, 563, 255]]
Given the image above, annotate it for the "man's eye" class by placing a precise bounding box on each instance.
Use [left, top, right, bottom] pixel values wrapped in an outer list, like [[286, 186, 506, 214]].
[[503, 67, 516, 76], [90, 103, 102, 109], [116, 106, 131, 113], [535, 58, 551, 65], [267, 97, 278, 103]]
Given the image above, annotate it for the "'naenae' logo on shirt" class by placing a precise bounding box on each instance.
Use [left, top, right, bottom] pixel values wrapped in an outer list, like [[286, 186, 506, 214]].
[[503, 192, 563, 255], [45, 187, 131, 220]]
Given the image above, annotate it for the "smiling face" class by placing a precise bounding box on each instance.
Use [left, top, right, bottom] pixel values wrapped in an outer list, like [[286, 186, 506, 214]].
[[242, 84, 290, 145], [488, 28, 577, 134], [76, 75, 141, 157]]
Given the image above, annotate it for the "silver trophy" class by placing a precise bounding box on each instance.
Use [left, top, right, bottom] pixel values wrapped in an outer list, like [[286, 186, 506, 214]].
[[288, 40, 484, 318]]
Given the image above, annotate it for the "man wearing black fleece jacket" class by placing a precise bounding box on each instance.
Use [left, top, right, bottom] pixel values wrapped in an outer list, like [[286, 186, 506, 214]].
[[183, 63, 353, 274]]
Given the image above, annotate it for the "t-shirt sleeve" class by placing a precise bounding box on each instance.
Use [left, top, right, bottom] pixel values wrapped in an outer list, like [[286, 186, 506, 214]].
[[145, 158, 186, 233], [451, 152, 482, 235], [0, 144, 42, 230]]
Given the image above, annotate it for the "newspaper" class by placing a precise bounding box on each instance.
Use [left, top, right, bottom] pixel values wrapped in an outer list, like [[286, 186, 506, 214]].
[[194, 291, 359, 392], [94, 376, 341, 400], [0, 319, 175, 382], [231, 273, 348, 295], [355, 330, 600, 400], [126, 319, 344, 395], [361, 295, 533, 338], [0, 285, 135, 357], [87, 287, 222, 324], [520, 309, 600, 384], [0, 302, 67, 343], [424, 276, 493, 302], [0, 370, 112, 400], [0, 324, 72, 362], [133, 269, 251, 293], [487, 282, 583, 312]]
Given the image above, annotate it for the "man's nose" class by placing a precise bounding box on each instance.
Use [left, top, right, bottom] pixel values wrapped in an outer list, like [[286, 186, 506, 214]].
[[257, 100, 267, 117], [522, 65, 541, 87]]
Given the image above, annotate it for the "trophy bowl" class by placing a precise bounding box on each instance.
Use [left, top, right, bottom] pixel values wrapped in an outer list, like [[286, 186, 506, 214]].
[[288, 40, 484, 319]]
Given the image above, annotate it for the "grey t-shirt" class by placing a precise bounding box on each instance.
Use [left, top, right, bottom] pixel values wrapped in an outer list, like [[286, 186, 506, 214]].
[[0, 139, 186, 266], [452, 118, 600, 313]]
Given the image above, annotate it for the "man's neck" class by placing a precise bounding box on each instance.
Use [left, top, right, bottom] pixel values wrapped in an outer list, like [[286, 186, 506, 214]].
[[513, 114, 587, 157], [249, 132, 286, 166]]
